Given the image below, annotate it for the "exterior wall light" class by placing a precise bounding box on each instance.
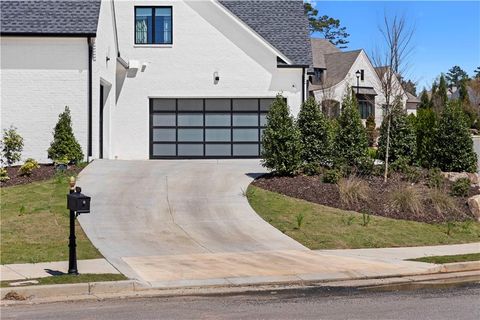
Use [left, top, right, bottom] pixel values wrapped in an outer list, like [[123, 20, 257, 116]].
[[213, 71, 220, 84]]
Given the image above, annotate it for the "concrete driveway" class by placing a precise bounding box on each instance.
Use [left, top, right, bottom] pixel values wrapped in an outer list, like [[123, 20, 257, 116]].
[[78, 160, 307, 282], [78, 160, 440, 287]]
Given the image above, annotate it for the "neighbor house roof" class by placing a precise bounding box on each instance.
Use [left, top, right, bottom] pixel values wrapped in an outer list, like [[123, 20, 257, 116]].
[[310, 38, 340, 69], [323, 50, 362, 86], [0, 0, 101, 36], [219, 0, 312, 67], [406, 91, 420, 104]]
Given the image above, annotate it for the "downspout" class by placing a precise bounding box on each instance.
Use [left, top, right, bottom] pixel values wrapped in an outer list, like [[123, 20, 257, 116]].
[[87, 37, 93, 159], [302, 68, 306, 103]]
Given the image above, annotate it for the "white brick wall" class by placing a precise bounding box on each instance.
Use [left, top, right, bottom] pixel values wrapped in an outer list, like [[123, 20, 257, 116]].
[[0, 37, 89, 164]]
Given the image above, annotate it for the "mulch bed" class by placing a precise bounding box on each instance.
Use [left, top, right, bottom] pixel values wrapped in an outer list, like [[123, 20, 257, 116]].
[[1, 164, 84, 188], [252, 173, 479, 224]]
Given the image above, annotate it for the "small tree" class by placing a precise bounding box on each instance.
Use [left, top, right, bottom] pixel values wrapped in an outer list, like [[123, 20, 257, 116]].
[[415, 108, 437, 168], [1, 126, 24, 166], [365, 115, 377, 147], [432, 74, 448, 112], [418, 89, 431, 109], [433, 101, 477, 172], [297, 98, 332, 165], [261, 95, 302, 175], [445, 65, 469, 88], [378, 100, 416, 164], [48, 106, 84, 164], [334, 92, 368, 166]]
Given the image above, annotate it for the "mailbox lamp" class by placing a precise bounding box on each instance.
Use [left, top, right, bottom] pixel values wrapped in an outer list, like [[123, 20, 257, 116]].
[[66, 185, 91, 275]]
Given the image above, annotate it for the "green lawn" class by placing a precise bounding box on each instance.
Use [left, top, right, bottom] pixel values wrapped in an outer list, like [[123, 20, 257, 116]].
[[408, 253, 480, 264], [1, 273, 127, 288], [0, 176, 102, 264], [247, 185, 480, 249]]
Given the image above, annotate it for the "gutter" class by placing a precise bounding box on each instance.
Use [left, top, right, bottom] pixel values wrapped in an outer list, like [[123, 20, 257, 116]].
[[0, 32, 96, 38], [87, 37, 93, 158], [112, 0, 129, 69]]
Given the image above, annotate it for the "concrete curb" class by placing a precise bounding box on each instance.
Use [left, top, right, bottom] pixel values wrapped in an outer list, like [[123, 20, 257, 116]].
[[1, 261, 479, 305]]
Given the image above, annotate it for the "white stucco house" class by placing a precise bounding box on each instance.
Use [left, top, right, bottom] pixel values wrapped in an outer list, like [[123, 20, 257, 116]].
[[1, 0, 312, 162], [308, 38, 417, 125]]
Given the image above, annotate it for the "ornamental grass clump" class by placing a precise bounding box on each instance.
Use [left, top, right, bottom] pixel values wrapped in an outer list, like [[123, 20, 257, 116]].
[[337, 176, 370, 207], [390, 185, 424, 216]]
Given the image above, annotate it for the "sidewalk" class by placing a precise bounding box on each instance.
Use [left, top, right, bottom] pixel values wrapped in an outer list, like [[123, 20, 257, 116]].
[[0, 259, 119, 282]]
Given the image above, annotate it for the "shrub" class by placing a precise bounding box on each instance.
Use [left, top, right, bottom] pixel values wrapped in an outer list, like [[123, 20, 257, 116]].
[[355, 156, 374, 176], [365, 115, 378, 147], [48, 106, 84, 164], [302, 162, 323, 176], [261, 95, 302, 175], [415, 108, 437, 168], [367, 147, 378, 160], [297, 97, 332, 165], [333, 92, 368, 166], [378, 101, 416, 164], [390, 186, 424, 216], [1, 126, 24, 166], [432, 101, 477, 172], [404, 166, 423, 184], [450, 178, 471, 197], [427, 168, 445, 189], [337, 176, 370, 207], [18, 158, 40, 176], [322, 169, 342, 184], [428, 188, 456, 216], [0, 167, 9, 182]]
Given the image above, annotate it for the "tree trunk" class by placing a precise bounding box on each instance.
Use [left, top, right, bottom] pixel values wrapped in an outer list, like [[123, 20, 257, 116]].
[[383, 111, 391, 183]]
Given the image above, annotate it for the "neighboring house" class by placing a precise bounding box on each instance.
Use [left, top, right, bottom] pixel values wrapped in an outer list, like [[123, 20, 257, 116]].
[[450, 85, 480, 108], [405, 92, 420, 115], [1, 0, 311, 162], [309, 38, 410, 125]]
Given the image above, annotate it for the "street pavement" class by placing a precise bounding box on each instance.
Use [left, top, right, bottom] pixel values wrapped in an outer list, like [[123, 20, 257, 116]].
[[2, 282, 479, 320]]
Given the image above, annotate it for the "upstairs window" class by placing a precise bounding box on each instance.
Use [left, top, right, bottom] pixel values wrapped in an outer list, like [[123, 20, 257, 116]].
[[135, 7, 172, 45]]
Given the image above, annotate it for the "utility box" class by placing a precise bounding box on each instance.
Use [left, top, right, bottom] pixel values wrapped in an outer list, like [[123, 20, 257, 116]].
[[67, 191, 91, 214]]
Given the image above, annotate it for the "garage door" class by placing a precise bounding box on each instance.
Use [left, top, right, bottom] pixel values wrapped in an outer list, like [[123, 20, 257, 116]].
[[149, 98, 274, 159]]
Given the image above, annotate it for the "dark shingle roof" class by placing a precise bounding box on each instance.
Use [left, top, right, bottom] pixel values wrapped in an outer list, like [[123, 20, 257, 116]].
[[311, 38, 340, 69], [1, 0, 101, 36], [219, 0, 312, 66]]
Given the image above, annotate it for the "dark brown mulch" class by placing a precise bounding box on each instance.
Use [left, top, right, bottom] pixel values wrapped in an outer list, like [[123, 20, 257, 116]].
[[1, 164, 84, 188], [252, 173, 479, 224]]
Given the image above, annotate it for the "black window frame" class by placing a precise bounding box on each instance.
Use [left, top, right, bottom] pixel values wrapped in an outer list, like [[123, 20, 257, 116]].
[[356, 94, 375, 119], [134, 6, 173, 45]]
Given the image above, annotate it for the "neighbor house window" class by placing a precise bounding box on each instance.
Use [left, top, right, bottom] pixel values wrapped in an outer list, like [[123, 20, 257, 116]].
[[356, 94, 374, 119], [135, 7, 172, 44]]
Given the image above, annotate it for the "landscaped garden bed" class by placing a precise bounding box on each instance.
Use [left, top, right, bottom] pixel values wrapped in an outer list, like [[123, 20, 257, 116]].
[[252, 170, 478, 223], [0, 163, 84, 188]]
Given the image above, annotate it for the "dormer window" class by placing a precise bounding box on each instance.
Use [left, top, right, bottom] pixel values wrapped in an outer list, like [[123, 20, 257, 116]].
[[313, 68, 323, 84], [135, 7, 172, 45]]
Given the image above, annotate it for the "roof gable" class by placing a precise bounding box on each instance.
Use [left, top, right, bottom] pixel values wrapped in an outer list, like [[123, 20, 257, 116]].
[[218, 0, 312, 66], [323, 50, 362, 86], [310, 38, 340, 69], [1, 0, 101, 36]]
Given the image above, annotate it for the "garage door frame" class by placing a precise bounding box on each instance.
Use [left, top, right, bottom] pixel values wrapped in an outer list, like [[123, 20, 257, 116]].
[[149, 98, 274, 159]]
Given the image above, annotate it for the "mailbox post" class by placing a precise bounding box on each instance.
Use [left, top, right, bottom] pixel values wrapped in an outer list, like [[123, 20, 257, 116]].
[[66, 177, 91, 275]]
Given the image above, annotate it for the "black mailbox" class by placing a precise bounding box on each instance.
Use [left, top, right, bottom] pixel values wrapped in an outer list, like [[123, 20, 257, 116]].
[[67, 189, 91, 214]]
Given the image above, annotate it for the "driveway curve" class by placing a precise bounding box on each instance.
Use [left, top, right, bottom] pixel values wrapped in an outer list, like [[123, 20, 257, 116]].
[[77, 160, 306, 280]]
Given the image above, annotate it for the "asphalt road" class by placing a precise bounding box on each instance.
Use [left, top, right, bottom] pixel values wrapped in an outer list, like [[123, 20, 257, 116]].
[[3, 283, 479, 320]]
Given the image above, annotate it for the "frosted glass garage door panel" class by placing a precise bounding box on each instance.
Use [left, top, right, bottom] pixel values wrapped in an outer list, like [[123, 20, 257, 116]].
[[152, 99, 176, 111], [206, 144, 231, 156], [153, 114, 176, 126], [260, 114, 267, 126], [178, 99, 203, 111], [233, 114, 258, 126], [178, 129, 203, 142], [153, 129, 176, 142], [205, 99, 230, 111], [205, 129, 230, 142], [233, 144, 259, 156], [153, 144, 176, 156], [233, 99, 258, 111], [178, 144, 203, 156], [178, 114, 203, 126], [260, 99, 275, 111], [205, 114, 231, 126], [233, 129, 258, 142]]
